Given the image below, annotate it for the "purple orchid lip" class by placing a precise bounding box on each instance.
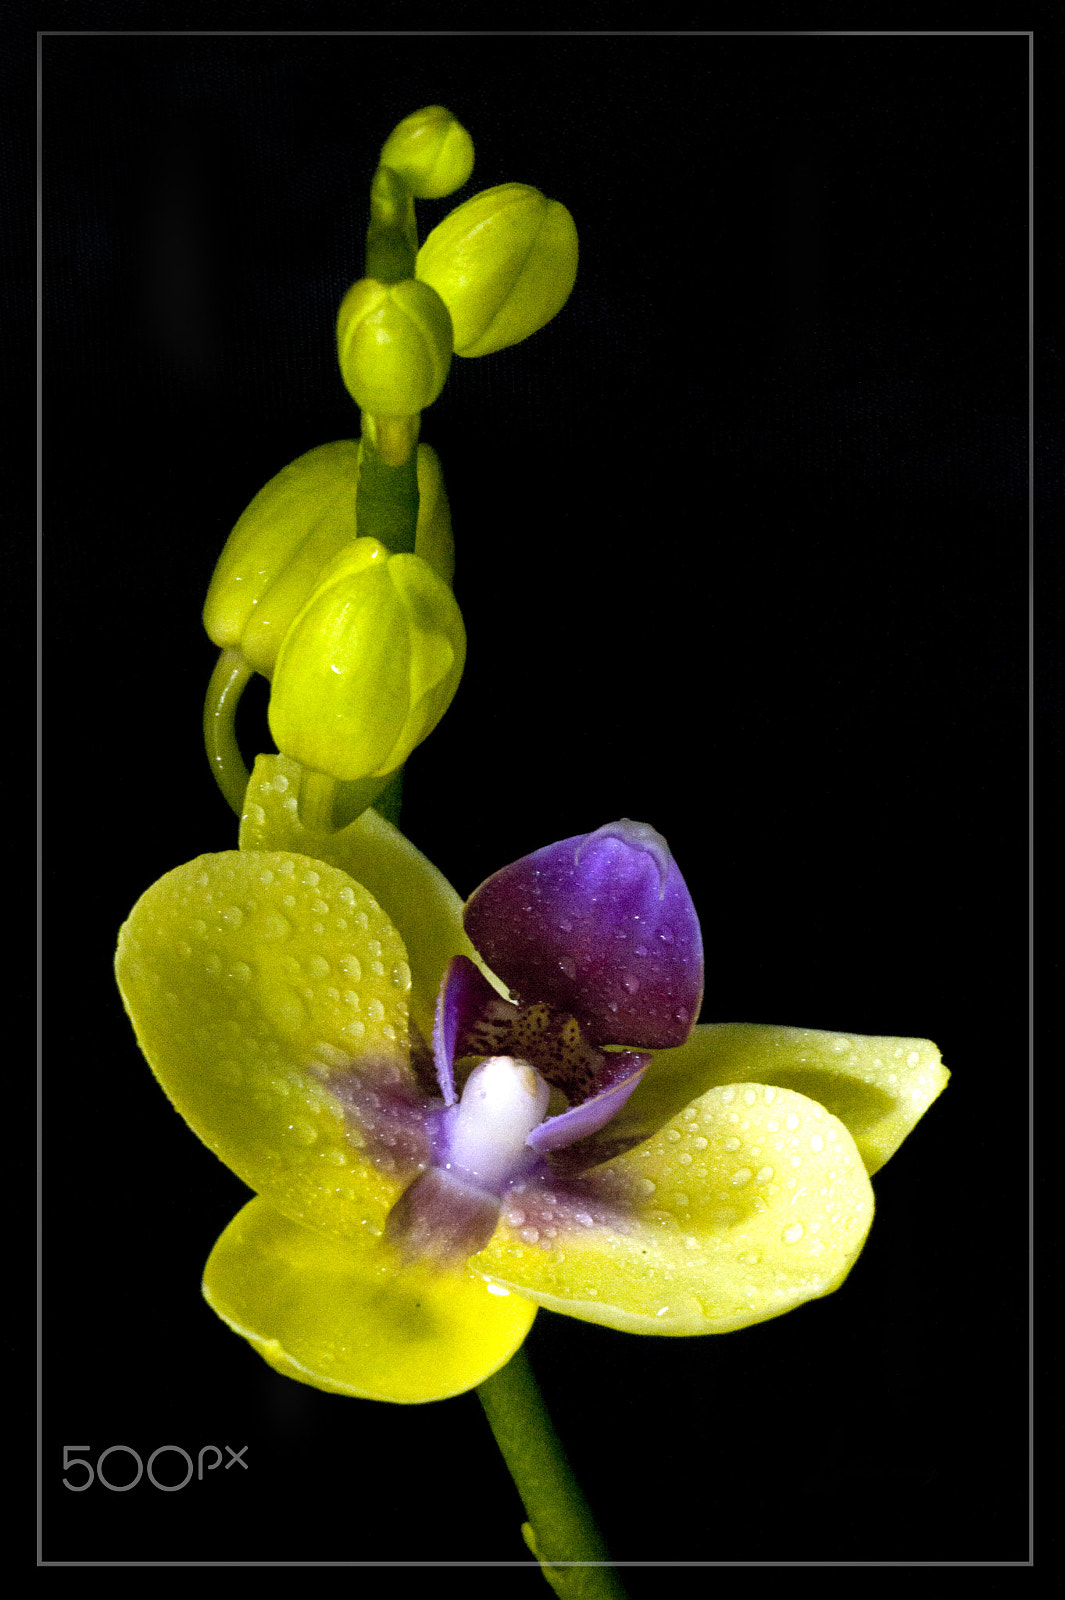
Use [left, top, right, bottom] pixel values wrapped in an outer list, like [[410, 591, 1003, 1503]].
[[463, 819, 704, 1050]]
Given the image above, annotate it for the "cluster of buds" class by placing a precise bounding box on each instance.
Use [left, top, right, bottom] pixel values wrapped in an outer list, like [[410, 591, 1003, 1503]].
[[201, 107, 576, 809]]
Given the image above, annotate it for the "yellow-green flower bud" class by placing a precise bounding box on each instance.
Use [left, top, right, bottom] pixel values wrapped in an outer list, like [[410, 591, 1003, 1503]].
[[203, 440, 455, 678], [416, 183, 578, 357], [203, 441, 360, 678], [336, 277, 453, 415], [268, 537, 466, 782], [379, 105, 475, 200]]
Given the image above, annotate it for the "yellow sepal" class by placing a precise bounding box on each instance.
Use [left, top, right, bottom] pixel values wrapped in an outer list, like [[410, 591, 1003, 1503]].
[[606, 1022, 949, 1176]]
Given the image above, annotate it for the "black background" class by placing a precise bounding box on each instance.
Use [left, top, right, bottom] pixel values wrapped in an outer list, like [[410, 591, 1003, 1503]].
[[43, 24, 1031, 1574]]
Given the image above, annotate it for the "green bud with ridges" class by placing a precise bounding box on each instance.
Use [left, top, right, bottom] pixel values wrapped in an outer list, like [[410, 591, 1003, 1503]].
[[379, 106, 475, 200], [416, 183, 578, 357], [268, 537, 466, 781], [336, 277, 453, 415], [202, 441, 456, 680]]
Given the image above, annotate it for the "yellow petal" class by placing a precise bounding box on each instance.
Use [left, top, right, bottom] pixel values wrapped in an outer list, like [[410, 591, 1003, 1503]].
[[203, 1196, 536, 1403], [239, 754, 507, 1037], [115, 850, 420, 1239], [606, 1022, 949, 1175], [474, 1084, 874, 1335]]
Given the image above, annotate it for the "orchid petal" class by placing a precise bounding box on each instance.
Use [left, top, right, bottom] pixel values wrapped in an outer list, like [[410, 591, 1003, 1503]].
[[464, 819, 703, 1049], [602, 1022, 949, 1176], [240, 754, 506, 1038], [473, 1083, 874, 1335], [202, 1196, 536, 1403], [432, 954, 505, 1106], [525, 1055, 649, 1154], [115, 850, 429, 1240]]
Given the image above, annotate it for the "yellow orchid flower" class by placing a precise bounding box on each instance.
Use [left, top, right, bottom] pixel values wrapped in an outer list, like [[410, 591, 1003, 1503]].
[[115, 756, 947, 1405]]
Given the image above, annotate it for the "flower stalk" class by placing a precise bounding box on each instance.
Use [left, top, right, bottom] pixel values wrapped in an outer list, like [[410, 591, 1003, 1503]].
[[477, 1348, 628, 1599]]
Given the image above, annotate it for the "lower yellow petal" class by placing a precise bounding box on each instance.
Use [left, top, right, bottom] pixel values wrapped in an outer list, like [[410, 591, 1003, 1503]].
[[203, 1196, 537, 1403], [474, 1083, 875, 1336], [608, 1022, 948, 1175]]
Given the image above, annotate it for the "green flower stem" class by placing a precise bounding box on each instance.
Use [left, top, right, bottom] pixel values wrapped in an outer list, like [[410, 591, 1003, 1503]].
[[204, 648, 254, 817], [355, 427, 420, 547], [477, 1349, 628, 1599], [365, 163, 418, 283]]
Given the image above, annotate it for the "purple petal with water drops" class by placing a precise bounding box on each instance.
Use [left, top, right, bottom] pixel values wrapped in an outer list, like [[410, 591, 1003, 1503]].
[[464, 819, 704, 1049], [525, 1053, 650, 1154]]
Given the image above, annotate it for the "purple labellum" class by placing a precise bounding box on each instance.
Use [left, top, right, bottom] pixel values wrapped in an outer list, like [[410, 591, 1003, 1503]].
[[464, 819, 704, 1050]]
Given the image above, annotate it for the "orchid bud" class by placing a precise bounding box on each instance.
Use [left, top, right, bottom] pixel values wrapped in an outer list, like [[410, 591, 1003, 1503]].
[[267, 537, 466, 781], [416, 183, 578, 357], [336, 277, 453, 415], [379, 105, 474, 200], [203, 441, 455, 678]]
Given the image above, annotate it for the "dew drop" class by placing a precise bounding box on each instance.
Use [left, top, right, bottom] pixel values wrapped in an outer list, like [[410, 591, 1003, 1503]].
[[725, 1135, 741, 1151], [731, 1167, 753, 1186], [810, 1133, 825, 1152], [520, 1227, 540, 1245], [558, 917, 574, 933], [693, 1136, 708, 1150], [558, 956, 577, 980], [783, 1222, 805, 1243], [622, 973, 640, 994], [755, 1166, 774, 1182], [223, 905, 244, 927], [230, 961, 252, 983], [637, 1178, 656, 1196], [658, 926, 674, 944]]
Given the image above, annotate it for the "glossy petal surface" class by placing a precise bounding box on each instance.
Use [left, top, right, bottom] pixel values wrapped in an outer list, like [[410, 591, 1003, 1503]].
[[203, 1196, 536, 1403], [474, 1083, 874, 1335], [240, 755, 505, 1037], [465, 820, 703, 1049], [115, 850, 425, 1240], [604, 1022, 949, 1176]]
